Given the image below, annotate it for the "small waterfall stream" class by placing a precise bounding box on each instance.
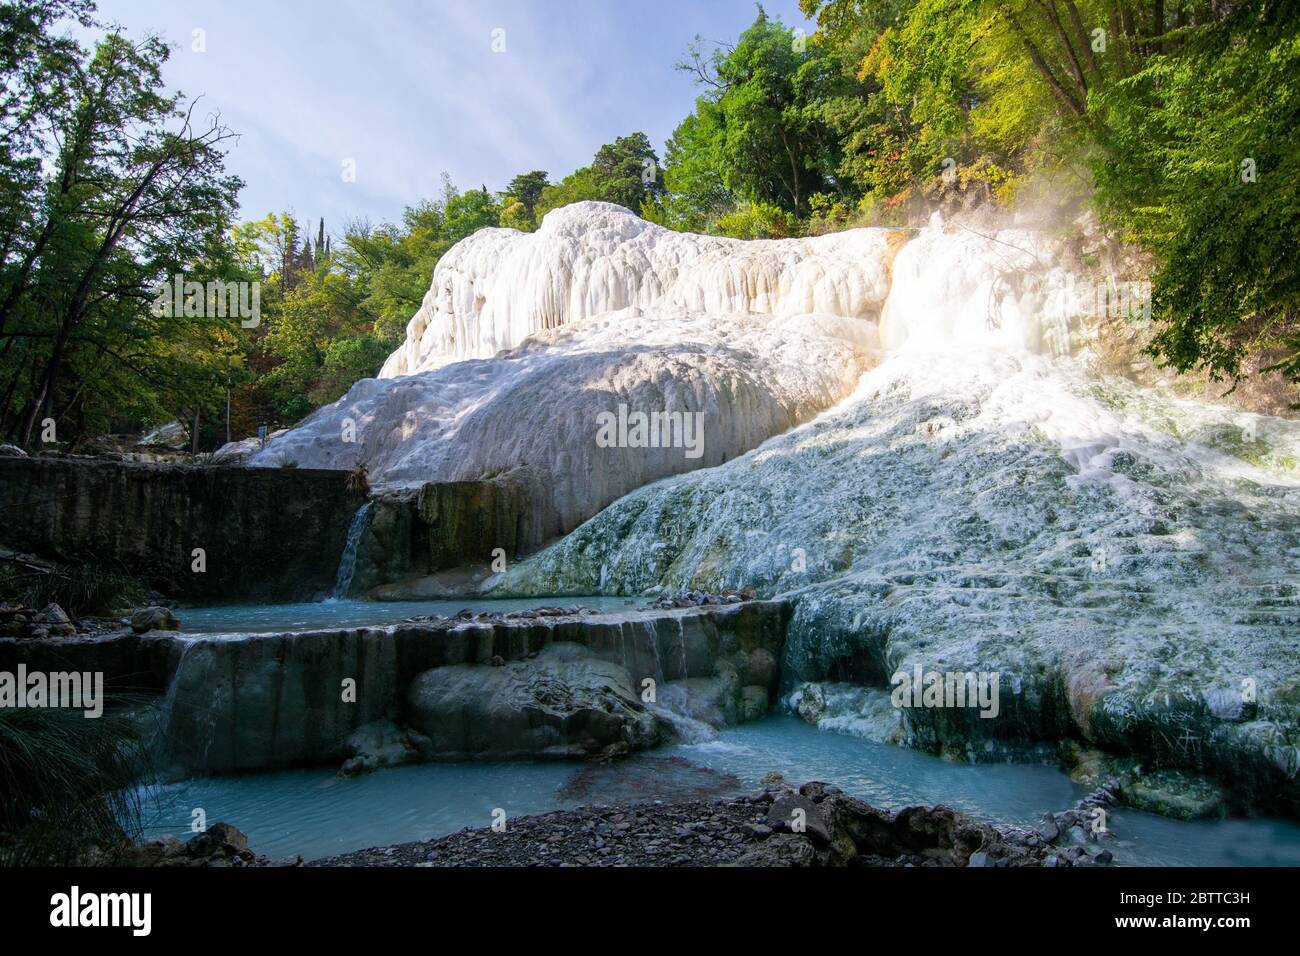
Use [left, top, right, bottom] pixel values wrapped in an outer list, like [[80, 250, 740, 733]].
[[331, 501, 374, 600]]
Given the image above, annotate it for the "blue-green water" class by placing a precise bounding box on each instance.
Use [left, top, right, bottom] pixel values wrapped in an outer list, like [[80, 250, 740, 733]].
[[137, 716, 1300, 866], [177, 596, 643, 634]]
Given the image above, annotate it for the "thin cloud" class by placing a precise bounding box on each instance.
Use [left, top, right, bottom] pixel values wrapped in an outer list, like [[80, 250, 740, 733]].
[[89, 0, 813, 227]]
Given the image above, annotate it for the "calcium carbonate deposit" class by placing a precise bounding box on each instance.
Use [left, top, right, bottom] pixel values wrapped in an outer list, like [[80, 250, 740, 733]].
[[246, 202, 900, 533], [245, 201, 1300, 806], [490, 206, 1300, 807]]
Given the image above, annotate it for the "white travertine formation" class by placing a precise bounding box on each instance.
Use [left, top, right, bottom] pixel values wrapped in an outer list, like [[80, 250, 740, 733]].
[[379, 201, 901, 376], [502, 211, 1300, 793], [247, 202, 903, 535]]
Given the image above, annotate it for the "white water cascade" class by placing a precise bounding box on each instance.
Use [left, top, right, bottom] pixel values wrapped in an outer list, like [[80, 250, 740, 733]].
[[331, 502, 374, 600]]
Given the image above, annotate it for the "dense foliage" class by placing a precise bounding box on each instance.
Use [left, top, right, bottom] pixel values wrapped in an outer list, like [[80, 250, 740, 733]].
[[654, 1, 1300, 391]]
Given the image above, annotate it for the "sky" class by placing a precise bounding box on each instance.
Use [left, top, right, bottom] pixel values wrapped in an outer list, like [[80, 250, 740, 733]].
[[88, 0, 815, 233]]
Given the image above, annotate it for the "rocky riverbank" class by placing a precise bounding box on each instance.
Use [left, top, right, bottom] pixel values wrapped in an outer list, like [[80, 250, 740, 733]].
[[311, 779, 1119, 868]]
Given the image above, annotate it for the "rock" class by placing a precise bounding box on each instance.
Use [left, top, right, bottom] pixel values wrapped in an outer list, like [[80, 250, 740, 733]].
[[490, 216, 1300, 818], [313, 780, 1070, 868], [248, 203, 894, 540], [1124, 768, 1228, 821], [191, 822, 248, 855], [739, 685, 770, 722], [136, 421, 189, 450], [210, 429, 289, 465], [731, 832, 820, 867], [766, 794, 833, 845], [0, 443, 27, 457], [130, 605, 180, 633], [339, 720, 430, 776], [746, 647, 778, 687], [0, 455, 367, 603], [792, 682, 826, 724], [152, 600, 788, 776], [405, 643, 668, 760], [34, 603, 75, 636], [119, 822, 265, 867]]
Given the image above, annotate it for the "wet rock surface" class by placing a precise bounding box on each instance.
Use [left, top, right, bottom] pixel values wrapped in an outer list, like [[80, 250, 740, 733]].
[[140, 600, 787, 776], [1062, 742, 1231, 820], [115, 823, 298, 868], [312, 781, 1106, 868], [130, 606, 180, 633], [648, 589, 757, 609], [406, 642, 668, 760]]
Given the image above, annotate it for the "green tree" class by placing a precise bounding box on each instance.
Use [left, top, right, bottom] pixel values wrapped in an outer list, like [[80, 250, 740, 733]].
[[506, 170, 549, 222], [0, 4, 243, 446], [1096, 1, 1300, 388], [442, 179, 501, 242], [591, 132, 664, 210], [536, 134, 664, 220], [671, 10, 857, 218]]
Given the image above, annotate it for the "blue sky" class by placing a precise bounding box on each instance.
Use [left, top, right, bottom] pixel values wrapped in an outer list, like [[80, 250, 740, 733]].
[[90, 0, 814, 232]]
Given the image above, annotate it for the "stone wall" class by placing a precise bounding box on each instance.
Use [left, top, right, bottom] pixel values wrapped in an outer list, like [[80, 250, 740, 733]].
[[0, 456, 366, 601]]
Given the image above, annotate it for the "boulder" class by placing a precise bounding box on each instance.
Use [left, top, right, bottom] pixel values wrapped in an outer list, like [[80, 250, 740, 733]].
[[120, 822, 260, 867], [339, 719, 431, 776], [405, 642, 668, 760], [130, 606, 180, 633], [766, 793, 833, 844], [34, 603, 75, 636]]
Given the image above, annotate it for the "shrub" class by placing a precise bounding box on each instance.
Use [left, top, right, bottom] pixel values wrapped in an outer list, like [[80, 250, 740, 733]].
[[0, 705, 150, 866]]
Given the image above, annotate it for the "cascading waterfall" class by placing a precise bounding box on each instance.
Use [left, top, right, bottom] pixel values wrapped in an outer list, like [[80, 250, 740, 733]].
[[331, 501, 373, 600]]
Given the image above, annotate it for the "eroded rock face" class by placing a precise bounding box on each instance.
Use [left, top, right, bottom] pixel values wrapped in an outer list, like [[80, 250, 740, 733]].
[[130, 606, 179, 633], [339, 719, 431, 776], [406, 643, 666, 760], [382, 201, 901, 376]]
